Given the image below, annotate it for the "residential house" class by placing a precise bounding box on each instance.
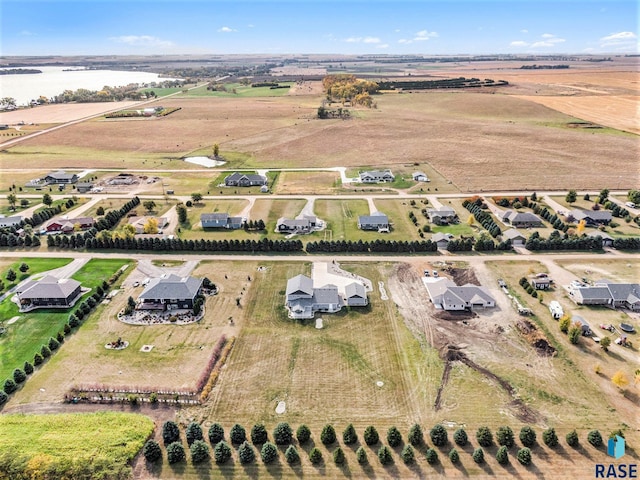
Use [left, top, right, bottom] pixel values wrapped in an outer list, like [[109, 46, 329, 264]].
[[412, 172, 429, 182], [427, 206, 458, 225], [201, 213, 244, 229], [500, 210, 543, 228], [75, 182, 94, 193], [530, 275, 552, 290], [277, 216, 316, 234], [432, 232, 454, 249], [16, 275, 84, 310], [344, 282, 368, 307], [359, 170, 395, 183], [285, 274, 341, 319], [357, 212, 390, 232], [44, 170, 79, 184], [569, 281, 640, 310], [44, 217, 94, 234], [137, 274, 204, 311], [586, 231, 614, 247], [423, 277, 496, 311], [568, 209, 612, 226], [128, 216, 169, 234], [0, 215, 23, 228], [502, 228, 526, 246], [224, 172, 267, 187]]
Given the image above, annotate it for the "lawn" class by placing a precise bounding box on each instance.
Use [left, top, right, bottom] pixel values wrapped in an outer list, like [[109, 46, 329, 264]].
[[313, 199, 370, 241], [0, 198, 34, 216], [183, 82, 294, 98], [0, 258, 129, 381], [274, 171, 341, 195], [372, 198, 424, 241], [208, 171, 279, 196], [0, 412, 153, 478], [178, 199, 250, 239], [80, 198, 131, 219], [251, 198, 307, 233]]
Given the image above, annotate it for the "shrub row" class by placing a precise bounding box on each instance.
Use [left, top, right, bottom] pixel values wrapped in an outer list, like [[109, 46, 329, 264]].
[[525, 231, 603, 251], [306, 239, 438, 253], [199, 337, 236, 402]]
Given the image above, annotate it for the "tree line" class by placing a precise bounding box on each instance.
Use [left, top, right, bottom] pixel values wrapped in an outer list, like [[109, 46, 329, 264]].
[[306, 239, 438, 253], [525, 231, 603, 251]]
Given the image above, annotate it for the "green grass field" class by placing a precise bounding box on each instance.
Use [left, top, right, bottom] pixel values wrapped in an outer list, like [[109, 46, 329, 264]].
[[313, 199, 370, 241], [183, 82, 294, 98], [0, 258, 129, 381], [0, 412, 153, 478]]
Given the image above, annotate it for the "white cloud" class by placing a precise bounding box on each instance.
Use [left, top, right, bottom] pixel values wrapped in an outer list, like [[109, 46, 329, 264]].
[[344, 36, 381, 44], [345, 37, 361, 43], [218, 26, 236, 33], [247, 24, 255, 28], [599, 31, 638, 50], [394, 29, 401, 33], [510, 41, 529, 47], [541, 33, 555, 38], [109, 35, 174, 47], [363, 36, 381, 44], [398, 38, 411, 44], [376, 44, 389, 49], [520, 29, 528, 34], [414, 30, 438, 41], [20, 30, 35, 36], [601, 31, 636, 42]]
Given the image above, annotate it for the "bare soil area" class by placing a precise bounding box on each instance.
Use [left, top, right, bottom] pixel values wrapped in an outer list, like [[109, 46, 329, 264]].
[[0, 101, 142, 124]]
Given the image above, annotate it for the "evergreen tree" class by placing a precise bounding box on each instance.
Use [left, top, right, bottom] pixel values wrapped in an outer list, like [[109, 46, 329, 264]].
[[430, 424, 448, 446], [143, 439, 162, 463], [517, 447, 532, 466], [425, 448, 438, 464], [13, 368, 26, 384], [387, 426, 402, 447], [273, 422, 293, 445], [238, 441, 255, 464], [3, 379, 17, 394], [256, 441, 277, 465], [342, 423, 358, 445], [296, 424, 311, 444], [496, 446, 509, 465], [285, 445, 300, 464], [472, 448, 485, 464], [588, 430, 603, 447], [401, 444, 415, 464], [190, 440, 210, 464], [33, 352, 43, 366], [519, 426, 537, 447], [364, 425, 379, 446], [408, 423, 424, 446], [162, 420, 180, 445], [321, 424, 336, 445], [186, 422, 203, 446], [333, 446, 346, 465], [566, 430, 579, 447], [309, 447, 323, 465], [496, 426, 515, 448], [356, 446, 368, 465], [454, 428, 468, 446], [377, 445, 393, 465], [23, 362, 34, 375], [230, 423, 247, 444], [0, 391, 7, 406], [208, 423, 224, 444], [251, 423, 268, 444], [542, 427, 558, 448], [449, 448, 460, 463], [476, 426, 493, 447], [167, 442, 186, 464]]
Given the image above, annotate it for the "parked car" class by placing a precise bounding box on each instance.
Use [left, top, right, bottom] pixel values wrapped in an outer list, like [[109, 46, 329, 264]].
[[132, 281, 140, 287], [625, 202, 636, 208]]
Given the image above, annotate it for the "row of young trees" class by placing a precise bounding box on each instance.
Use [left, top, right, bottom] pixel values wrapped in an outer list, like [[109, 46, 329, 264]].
[[306, 239, 438, 253], [462, 199, 501, 238], [0, 279, 114, 406], [525, 231, 603, 251], [139, 421, 614, 469]]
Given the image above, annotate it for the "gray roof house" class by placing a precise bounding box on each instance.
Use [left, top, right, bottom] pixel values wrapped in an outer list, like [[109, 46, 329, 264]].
[[358, 212, 390, 232], [423, 277, 495, 311], [285, 274, 342, 319], [427, 206, 457, 225], [0, 215, 23, 228], [344, 282, 368, 307], [17, 275, 83, 311], [502, 228, 526, 246], [277, 216, 317, 234], [137, 274, 204, 311], [586, 231, 614, 247], [128, 216, 169, 234], [500, 210, 543, 228], [412, 172, 429, 182], [569, 209, 612, 226], [75, 182, 94, 193], [201, 213, 244, 229], [224, 172, 267, 187], [359, 170, 395, 183], [432, 232, 454, 249], [45, 171, 79, 184]]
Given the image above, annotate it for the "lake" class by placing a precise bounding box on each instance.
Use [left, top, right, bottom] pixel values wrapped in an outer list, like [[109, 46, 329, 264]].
[[0, 66, 180, 106]]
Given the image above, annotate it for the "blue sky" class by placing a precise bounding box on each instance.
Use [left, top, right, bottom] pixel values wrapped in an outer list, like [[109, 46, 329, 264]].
[[2, 0, 638, 56]]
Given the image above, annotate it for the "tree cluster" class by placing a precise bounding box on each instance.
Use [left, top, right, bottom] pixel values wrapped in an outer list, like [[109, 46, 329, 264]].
[[306, 239, 437, 253], [525, 230, 603, 251], [463, 199, 501, 237]]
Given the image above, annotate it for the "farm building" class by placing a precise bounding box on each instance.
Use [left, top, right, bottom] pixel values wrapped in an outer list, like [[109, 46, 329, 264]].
[[224, 172, 267, 187], [44, 170, 79, 185], [201, 213, 243, 229], [412, 172, 429, 182], [285, 272, 368, 319], [357, 212, 389, 232], [44, 217, 94, 234], [75, 182, 94, 193], [0, 215, 23, 228], [137, 274, 204, 311], [427, 206, 458, 225], [423, 277, 495, 311], [359, 170, 395, 183], [16, 275, 84, 311], [530, 274, 552, 290]]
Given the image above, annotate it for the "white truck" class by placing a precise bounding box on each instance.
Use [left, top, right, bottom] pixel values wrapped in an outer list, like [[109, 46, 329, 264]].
[[549, 301, 563, 320]]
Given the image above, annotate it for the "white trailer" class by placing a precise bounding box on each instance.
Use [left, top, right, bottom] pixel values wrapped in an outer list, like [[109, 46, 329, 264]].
[[549, 301, 563, 319]]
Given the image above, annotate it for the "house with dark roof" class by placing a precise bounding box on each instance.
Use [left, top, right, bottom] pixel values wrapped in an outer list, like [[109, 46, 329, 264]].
[[344, 282, 368, 306], [500, 210, 543, 228], [44, 217, 94, 234], [224, 172, 267, 187], [201, 213, 244, 229], [137, 274, 204, 311], [45, 171, 79, 184], [570, 281, 640, 310], [423, 277, 495, 311], [16, 275, 84, 311], [431, 232, 454, 249], [277, 216, 317, 234], [0, 215, 23, 228], [359, 170, 395, 183], [586, 231, 614, 247], [427, 206, 458, 225], [502, 228, 526, 246], [358, 212, 389, 232], [75, 182, 94, 193], [569, 209, 612, 226]]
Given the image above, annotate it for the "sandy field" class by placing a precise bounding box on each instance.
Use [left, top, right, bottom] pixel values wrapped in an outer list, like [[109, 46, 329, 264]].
[[0, 101, 142, 125]]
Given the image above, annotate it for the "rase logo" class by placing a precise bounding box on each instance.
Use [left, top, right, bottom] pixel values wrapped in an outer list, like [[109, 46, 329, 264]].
[[595, 435, 638, 479]]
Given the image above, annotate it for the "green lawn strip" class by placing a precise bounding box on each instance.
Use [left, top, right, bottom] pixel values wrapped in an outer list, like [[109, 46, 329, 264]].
[[0, 412, 153, 476], [313, 199, 370, 241], [1, 258, 73, 288], [0, 259, 129, 380], [184, 82, 294, 98]]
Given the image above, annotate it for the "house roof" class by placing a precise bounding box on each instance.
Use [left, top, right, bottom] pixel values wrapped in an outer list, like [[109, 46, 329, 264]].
[[571, 209, 612, 221], [313, 284, 340, 304], [46, 217, 94, 229], [429, 206, 456, 216], [503, 228, 526, 240], [225, 172, 266, 183], [128, 216, 168, 229], [606, 283, 640, 303], [444, 284, 495, 305], [201, 213, 229, 222], [432, 232, 453, 243], [573, 286, 612, 300], [279, 218, 311, 228], [0, 215, 23, 227], [18, 275, 81, 299], [46, 170, 77, 180], [503, 211, 541, 223], [228, 216, 243, 225], [345, 282, 367, 299], [586, 231, 614, 240], [358, 213, 389, 225], [139, 274, 203, 300], [286, 274, 314, 297], [360, 170, 393, 177]]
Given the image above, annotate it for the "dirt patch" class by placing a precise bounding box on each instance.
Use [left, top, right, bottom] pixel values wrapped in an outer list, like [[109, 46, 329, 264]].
[[447, 266, 480, 286], [434, 310, 476, 321], [516, 319, 557, 357]]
